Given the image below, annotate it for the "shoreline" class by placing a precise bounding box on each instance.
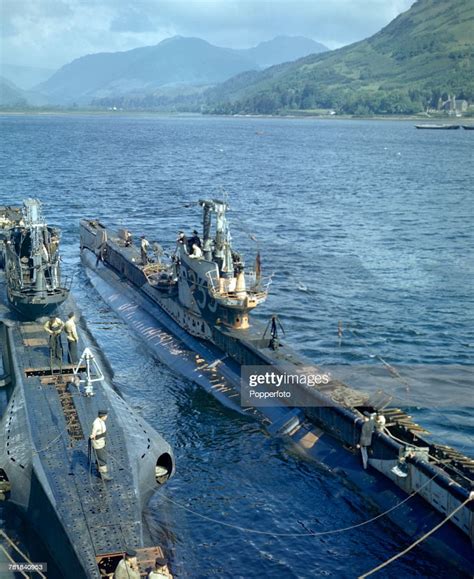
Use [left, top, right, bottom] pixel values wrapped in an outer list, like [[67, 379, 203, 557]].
[[0, 109, 473, 124]]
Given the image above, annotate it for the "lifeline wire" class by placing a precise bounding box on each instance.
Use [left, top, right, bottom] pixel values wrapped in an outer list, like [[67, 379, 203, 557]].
[[358, 492, 474, 578]]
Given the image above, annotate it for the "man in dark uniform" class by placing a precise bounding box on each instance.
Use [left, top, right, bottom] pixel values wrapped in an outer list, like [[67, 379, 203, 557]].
[[188, 229, 201, 252]]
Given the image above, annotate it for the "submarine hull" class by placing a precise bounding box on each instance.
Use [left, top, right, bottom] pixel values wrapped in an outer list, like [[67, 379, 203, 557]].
[[28, 464, 90, 579]]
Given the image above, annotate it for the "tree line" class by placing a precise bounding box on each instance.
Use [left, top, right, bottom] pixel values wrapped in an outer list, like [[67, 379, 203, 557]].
[[206, 83, 474, 116]]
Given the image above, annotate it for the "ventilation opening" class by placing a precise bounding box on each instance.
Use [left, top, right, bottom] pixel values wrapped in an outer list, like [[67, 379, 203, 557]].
[[0, 468, 11, 500], [155, 453, 173, 484]]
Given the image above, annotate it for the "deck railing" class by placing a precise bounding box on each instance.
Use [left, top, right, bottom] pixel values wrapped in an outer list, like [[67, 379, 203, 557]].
[[205, 270, 270, 302]]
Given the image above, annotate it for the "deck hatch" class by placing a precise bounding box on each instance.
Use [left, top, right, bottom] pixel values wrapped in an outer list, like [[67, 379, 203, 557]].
[[25, 365, 86, 377], [36, 375, 85, 442]]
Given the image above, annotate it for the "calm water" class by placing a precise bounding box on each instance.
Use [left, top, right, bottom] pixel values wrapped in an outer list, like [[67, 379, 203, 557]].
[[0, 114, 473, 578]]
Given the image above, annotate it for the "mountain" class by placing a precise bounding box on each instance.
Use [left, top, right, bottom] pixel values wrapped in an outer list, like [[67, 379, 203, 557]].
[[0, 76, 51, 108], [0, 77, 29, 107], [37, 37, 255, 104], [36, 35, 328, 105], [0, 64, 55, 90], [245, 36, 328, 68], [205, 0, 474, 115]]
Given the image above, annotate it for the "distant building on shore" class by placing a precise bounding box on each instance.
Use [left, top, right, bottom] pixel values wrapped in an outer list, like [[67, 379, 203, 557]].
[[439, 95, 468, 114]]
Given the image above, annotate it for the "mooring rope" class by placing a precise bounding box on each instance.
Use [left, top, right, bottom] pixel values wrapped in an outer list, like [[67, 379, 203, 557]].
[[358, 492, 474, 577], [105, 407, 472, 542], [153, 468, 443, 538]]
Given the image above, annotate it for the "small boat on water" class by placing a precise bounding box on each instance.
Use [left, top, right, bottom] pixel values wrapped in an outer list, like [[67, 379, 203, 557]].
[[462, 125, 474, 130], [415, 124, 460, 130]]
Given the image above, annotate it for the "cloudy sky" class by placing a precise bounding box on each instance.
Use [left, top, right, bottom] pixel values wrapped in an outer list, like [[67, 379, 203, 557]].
[[2, 0, 415, 70]]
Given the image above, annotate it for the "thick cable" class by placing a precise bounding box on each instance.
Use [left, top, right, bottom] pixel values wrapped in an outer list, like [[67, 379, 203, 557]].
[[358, 492, 474, 577]]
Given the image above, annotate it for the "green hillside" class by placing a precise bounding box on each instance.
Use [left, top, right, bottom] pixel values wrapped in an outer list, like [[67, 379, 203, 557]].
[[205, 0, 474, 115]]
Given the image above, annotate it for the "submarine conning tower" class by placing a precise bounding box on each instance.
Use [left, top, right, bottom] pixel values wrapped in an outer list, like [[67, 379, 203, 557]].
[[177, 199, 269, 330], [4, 198, 69, 320], [79, 200, 270, 335]]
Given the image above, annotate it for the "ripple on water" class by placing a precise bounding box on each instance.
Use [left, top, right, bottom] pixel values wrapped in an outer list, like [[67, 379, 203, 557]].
[[0, 115, 472, 578]]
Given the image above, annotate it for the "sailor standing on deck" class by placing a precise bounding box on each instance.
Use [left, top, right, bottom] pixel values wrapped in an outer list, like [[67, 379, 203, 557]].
[[140, 235, 150, 265], [114, 549, 140, 579], [44, 315, 64, 368], [358, 413, 376, 469], [176, 231, 187, 250], [40, 242, 53, 286], [90, 410, 113, 481], [148, 556, 173, 578], [63, 311, 79, 364]]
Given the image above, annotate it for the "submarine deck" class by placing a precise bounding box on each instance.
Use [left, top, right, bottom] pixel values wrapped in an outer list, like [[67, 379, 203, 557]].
[[0, 284, 165, 578]]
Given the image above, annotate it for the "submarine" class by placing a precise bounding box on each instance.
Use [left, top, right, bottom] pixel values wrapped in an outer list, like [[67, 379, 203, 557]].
[[0, 200, 175, 578], [80, 199, 474, 574]]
